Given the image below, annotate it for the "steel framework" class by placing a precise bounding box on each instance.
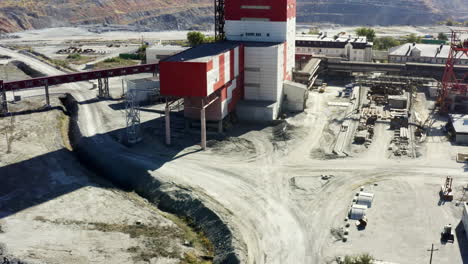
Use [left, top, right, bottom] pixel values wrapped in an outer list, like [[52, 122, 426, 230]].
[[0, 80, 7, 114], [125, 87, 142, 144], [438, 29, 468, 112], [214, 0, 225, 41]]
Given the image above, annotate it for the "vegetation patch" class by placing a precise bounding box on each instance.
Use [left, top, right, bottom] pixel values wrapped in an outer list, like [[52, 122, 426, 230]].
[[94, 57, 139, 69], [336, 254, 374, 264]]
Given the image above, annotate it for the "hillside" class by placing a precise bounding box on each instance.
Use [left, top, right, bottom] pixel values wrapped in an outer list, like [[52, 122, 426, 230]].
[[0, 0, 467, 33], [0, 0, 213, 33], [297, 0, 467, 26]]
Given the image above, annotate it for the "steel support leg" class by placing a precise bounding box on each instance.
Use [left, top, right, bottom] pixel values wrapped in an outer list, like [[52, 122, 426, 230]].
[[98, 78, 103, 97], [201, 99, 207, 150], [98, 78, 110, 98], [218, 120, 223, 133], [165, 102, 171, 146], [45, 82, 50, 107], [0, 80, 7, 114], [103, 77, 110, 98]]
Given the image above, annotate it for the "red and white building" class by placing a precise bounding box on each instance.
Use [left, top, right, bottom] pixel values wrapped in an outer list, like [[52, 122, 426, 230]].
[[160, 0, 297, 124], [160, 42, 244, 121]]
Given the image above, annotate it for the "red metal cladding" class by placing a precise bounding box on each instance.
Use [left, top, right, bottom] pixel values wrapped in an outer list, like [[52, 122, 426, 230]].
[[3, 64, 158, 91], [215, 53, 226, 91], [230, 49, 235, 80], [225, 0, 295, 21], [159, 61, 208, 97], [287, 0, 296, 19], [228, 72, 244, 112]]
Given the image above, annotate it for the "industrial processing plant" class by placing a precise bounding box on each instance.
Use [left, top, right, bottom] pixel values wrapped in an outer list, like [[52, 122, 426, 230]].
[[1, 0, 468, 264]]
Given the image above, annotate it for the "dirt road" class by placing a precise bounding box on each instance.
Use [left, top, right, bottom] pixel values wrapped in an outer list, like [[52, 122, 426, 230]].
[[2, 46, 467, 263]]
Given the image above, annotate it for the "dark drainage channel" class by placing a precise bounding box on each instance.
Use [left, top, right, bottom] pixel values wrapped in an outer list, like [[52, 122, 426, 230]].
[[10, 60, 46, 78], [59, 94, 241, 264]]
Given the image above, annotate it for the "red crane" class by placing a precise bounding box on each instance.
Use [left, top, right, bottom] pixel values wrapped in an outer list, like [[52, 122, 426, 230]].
[[439, 29, 468, 112]]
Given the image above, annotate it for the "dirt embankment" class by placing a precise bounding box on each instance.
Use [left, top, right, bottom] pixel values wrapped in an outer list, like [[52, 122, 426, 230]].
[[0, 97, 213, 264], [60, 93, 242, 264], [0, 0, 213, 33]]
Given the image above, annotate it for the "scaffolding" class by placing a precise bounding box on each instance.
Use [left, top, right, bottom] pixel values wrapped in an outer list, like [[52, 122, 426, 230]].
[[125, 87, 142, 144], [98, 77, 110, 98]]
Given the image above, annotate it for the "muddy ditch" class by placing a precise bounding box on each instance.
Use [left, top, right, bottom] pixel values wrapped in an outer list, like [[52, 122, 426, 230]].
[[59, 94, 242, 264], [9, 60, 45, 78]]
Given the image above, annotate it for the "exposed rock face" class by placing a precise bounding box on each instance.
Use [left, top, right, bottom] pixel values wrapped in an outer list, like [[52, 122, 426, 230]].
[[0, 0, 213, 33], [296, 0, 466, 26], [0, 0, 466, 33]]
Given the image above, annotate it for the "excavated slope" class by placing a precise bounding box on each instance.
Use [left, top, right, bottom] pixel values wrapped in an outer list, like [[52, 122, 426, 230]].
[[0, 0, 213, 33], [296, 0, 465, 26], [1, 0, 467, 33]]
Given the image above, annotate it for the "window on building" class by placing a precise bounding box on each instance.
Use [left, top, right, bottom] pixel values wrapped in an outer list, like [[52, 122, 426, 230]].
[[256, 33, 261, 36], [246, 33, 255, 36], [245, 83, 261, 88], [241, 5, 271, 10]]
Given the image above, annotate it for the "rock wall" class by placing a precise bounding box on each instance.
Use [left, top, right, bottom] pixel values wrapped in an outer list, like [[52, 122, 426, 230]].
[[0, 0, 466, 33], [0, 0, 213, 33], [59, 94, 243, 264], [297, 0, 447, 26]]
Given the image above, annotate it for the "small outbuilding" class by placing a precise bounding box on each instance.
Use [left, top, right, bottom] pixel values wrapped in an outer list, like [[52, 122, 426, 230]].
[[356, 192, 374, 208], [450, 114, 468, 144], [388, 93, 408, 109], [349, 204, 367, 220], [283, 81, 308, 112], [462, 203, 468, 241], [127, 78, 160, 103]]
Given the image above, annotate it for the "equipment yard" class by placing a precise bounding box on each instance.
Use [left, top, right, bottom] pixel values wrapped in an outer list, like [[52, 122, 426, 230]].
[[1, 5, 468, 264], [2, 45, 468, 263]]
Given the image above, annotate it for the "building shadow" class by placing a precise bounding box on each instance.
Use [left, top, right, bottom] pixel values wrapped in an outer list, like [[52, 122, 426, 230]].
[[455, 221, 468, 263], [0, 98, 273, 220], [0, 105, 66, 118]]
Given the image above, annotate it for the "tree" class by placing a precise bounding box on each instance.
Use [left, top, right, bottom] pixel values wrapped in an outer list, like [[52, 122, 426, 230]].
[[308, 28, 319, 35], [373, 36, 400, 50], [355, 27, 376, 42], [403, 33, 422, 44], [438, 32, 448, 41], [339, 253, 375, 264], [187, 31, 205, 47]]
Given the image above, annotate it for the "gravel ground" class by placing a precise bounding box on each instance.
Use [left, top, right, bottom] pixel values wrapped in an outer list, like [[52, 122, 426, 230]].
[[1, 42, 468, 264], [0, 98, 209, 263]]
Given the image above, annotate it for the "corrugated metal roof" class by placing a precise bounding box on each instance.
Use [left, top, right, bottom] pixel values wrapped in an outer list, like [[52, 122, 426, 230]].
[[296, 34, 372, 49], [451, 114, 468, 134], [389, 43, 468, 60]]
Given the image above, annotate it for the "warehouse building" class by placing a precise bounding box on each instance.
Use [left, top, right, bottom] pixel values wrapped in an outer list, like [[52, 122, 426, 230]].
[[388, 43, 468, 65], [449, 114, 468, 144], [295, 34, 373, 62], [146, 44, 188, 64]]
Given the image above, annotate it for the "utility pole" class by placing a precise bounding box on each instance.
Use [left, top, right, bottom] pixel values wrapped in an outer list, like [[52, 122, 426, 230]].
[[427, 243, 439, 264]]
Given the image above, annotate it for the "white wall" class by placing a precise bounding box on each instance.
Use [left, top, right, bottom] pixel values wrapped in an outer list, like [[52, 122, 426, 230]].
[[225, 20, 287, 42], [296, 45, 371, 62], [244, 44, 284, 103], [389, 55, 468, 65], [146, 46, 187, 64], [463, 204, 468, 241], [286, 18, 296, 77]]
